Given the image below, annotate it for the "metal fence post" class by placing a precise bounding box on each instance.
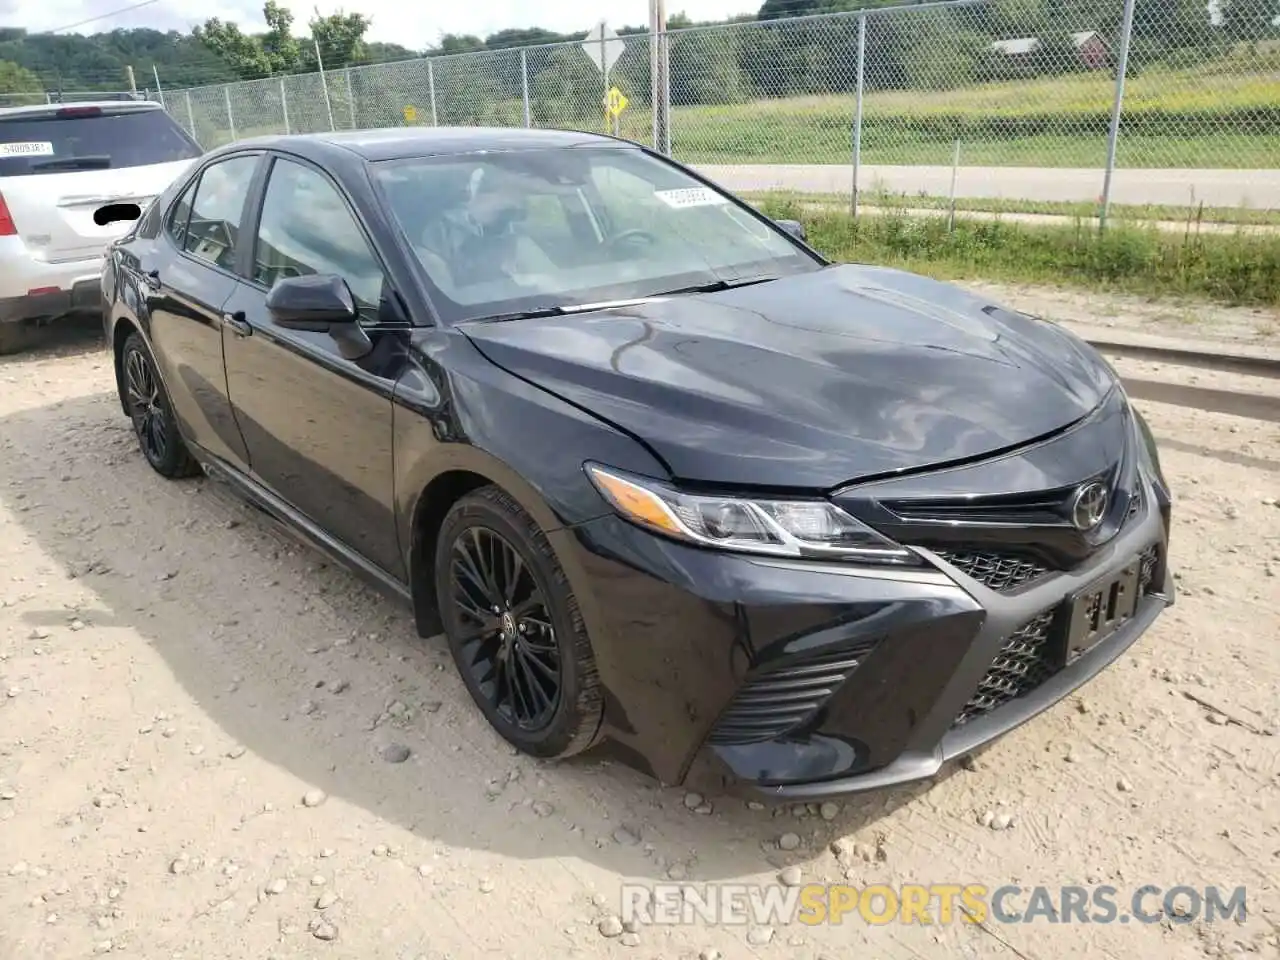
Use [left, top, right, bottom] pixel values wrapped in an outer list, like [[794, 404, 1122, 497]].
[[599, 22, 610, 135], [428, 60, 438, 126], [851, 13, 866, 218], [184, 90, 196, 142], [1100, 0, 1137, 230], [948, 140, 962, 231], [280, 77, 290, 134], [152, 65, 165, 110], [662, 28, 672, 154], [345, 67, 357, 128], [521, 50, 531, 127], [315, 38, 336, 132], [224, 86, 237, 141]]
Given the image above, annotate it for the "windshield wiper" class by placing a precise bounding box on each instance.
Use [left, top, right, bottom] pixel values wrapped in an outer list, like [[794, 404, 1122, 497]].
[[469, 297, 661, 323], [469, 306, 570, 323], [29, 155, 112, 172], [652, 275, 779, 297]]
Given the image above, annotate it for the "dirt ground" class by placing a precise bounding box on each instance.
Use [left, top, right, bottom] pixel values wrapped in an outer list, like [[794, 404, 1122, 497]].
[[1, 291, 1278, 960], [961, 281, 1280, 348]]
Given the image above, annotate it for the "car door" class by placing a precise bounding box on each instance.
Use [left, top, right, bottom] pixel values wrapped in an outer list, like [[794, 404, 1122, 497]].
[[221, 153, 407, 581], [143, 153, 262, 471]]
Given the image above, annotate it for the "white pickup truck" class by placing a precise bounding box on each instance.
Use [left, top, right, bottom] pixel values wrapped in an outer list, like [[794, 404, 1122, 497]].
[[0, 100, 202, 354]]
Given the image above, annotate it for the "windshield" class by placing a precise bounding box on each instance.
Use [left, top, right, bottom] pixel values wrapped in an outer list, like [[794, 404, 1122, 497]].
[[372, 146, 820, 323], [0, 107, 202, 178]]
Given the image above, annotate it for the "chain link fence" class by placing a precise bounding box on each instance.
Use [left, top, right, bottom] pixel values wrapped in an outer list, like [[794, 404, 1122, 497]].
[[159, 0, 1280, 212], [0, 89, 157, 108]]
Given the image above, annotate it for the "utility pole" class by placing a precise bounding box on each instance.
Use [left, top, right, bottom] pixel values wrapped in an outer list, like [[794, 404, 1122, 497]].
[[649, 0, 669, 155], [124, 64, 137, 97]]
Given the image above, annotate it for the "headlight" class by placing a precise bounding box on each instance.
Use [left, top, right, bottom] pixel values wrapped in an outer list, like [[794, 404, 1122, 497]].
[[585, 464, 915, 564]]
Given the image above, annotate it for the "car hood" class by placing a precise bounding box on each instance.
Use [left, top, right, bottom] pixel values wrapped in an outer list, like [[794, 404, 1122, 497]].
[[459, 264, 1115, 490]]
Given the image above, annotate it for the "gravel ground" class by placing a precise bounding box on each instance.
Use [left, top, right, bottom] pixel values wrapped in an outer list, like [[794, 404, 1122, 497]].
[[1, 297, 1278, 960]]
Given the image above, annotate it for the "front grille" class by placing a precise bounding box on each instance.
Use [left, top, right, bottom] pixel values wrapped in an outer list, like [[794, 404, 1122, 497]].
[[935, 549, 1052, 593], [881, 493, 1067, 527], [708, 640, 878, 746], [953, 543, 1164, 728], [953, 612, 1057, 726]]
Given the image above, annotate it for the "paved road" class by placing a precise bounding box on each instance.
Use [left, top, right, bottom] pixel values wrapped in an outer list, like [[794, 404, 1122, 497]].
[[696, 164, 1280, 208]]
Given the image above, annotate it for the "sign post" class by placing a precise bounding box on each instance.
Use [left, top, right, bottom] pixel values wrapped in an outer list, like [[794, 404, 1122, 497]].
[[582, 21, 625, 135]]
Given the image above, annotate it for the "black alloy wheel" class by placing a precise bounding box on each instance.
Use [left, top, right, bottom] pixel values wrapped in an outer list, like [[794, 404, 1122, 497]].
[[435, 486, 603, 758], [450, 525, 562, 730], [120, 332, 200, 478]]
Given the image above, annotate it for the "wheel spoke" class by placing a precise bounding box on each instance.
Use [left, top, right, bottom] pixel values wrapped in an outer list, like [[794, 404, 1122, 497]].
[[467, 529, 504, 608], [149, 413, 168, 459], [517, 643, 558, 682], [510, 596, 542, 618], [452, 569, 494, 624], [502, 547, 525, 607], [448, 524, 564, 732], [453, 546, 494, 608], [125, 354, 148, 409], [514, 646, 552, 714], [455, 624, 499, 645]]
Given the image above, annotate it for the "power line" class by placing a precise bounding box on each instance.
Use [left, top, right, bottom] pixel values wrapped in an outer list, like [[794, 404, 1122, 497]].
[[41, 0, 164, 35]]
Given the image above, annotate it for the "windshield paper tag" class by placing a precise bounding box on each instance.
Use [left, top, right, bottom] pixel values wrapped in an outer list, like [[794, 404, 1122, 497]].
[[654, 188, 728, 209], [0, 141, 55, 157]]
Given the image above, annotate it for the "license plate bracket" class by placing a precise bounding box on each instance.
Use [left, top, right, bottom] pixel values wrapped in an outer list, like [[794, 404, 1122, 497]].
[[1061, 558, 1142, 664]]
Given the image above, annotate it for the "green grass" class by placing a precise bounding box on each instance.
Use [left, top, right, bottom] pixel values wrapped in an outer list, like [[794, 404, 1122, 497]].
[[755, 197, 1280, 306], [744, 190, 1280, 227], [658, 66, 1280, 168]]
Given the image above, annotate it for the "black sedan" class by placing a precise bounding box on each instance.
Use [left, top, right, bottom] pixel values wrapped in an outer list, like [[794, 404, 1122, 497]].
[[101, 127, 1173, 798]]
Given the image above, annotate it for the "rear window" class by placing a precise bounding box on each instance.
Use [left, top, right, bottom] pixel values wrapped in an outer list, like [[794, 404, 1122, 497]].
[[0, 107, 201, 178]]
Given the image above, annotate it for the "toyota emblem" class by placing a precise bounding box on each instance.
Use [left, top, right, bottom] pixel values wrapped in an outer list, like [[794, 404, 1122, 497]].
[[1070, 481, 1110, 532]]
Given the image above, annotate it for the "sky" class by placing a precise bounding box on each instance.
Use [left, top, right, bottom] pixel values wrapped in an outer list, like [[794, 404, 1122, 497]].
[[10, 0, 758, 48]]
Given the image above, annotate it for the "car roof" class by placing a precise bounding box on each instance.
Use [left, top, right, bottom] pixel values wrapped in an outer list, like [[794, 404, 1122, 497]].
[[231, 126, 631, 163], [0, 100, 165, 118]]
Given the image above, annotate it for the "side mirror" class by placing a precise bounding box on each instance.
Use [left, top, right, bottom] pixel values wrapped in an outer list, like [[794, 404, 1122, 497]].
[[266, 273, 358, 331], [775, 219, 807, 243], [265, 274, 371, 361]]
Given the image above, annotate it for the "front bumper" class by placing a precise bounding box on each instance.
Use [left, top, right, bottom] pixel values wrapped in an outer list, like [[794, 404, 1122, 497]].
[[553, 473, 1172, 798]]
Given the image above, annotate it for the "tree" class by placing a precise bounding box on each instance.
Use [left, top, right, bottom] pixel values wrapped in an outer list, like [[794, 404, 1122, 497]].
[[0, 59, 43, 99], [432, 34, 486, 56], [1221, 0, 1280, 41], [260, 1, 302, 74], [193, 18, 272, 79], [306, 8, 371, 70]]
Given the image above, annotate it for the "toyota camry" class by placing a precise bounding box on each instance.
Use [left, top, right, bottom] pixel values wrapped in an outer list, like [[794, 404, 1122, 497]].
[[101, 127, 1173, 798]]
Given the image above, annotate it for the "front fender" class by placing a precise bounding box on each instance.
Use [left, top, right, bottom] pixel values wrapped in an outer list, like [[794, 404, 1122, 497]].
[[392, 328, 667, 637]]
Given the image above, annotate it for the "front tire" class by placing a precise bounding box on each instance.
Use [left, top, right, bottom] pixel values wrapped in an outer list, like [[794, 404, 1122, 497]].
[[120, 331, 201, 479], [434, 486, 603, 759]]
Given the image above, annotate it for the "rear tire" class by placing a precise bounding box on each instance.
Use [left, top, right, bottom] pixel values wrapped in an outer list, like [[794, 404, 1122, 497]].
[[434, 485, 603, 759], [0, 322, 36, 357], [120, 331, 202, 479]]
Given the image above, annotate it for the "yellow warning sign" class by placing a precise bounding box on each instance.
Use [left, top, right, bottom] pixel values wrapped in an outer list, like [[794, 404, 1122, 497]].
[[403, 104, 417, 124], [604, 87, 628, 118]]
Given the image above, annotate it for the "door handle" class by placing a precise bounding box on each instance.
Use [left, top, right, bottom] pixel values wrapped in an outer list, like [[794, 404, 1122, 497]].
[[142, 269, 161, 290], [222, 311, 252, 337]]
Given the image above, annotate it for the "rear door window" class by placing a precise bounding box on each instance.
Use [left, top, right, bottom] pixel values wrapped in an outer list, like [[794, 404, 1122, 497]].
[[0, 106, 201, 178], [181, 155, 260, 273]]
